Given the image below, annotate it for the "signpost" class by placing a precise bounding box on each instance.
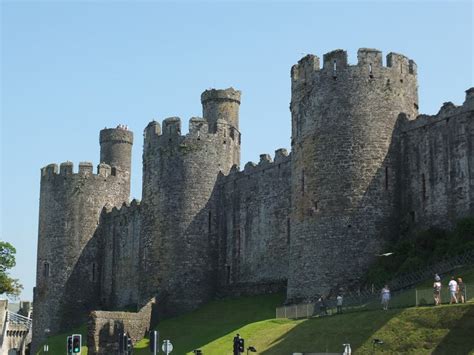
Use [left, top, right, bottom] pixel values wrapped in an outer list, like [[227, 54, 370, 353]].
[[162, 340, 173, 355]]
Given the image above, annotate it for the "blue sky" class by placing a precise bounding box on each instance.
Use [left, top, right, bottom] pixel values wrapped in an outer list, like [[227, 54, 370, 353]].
[[1, 1, 473, 300]]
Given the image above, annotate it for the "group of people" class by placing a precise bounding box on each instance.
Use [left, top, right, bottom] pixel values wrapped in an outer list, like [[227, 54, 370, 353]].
[[433, 274, 466, 305], [315, 294, 344, 316]]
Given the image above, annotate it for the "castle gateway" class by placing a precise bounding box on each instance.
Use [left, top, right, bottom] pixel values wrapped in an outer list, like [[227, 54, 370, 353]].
[[33, 49, 474, 352]]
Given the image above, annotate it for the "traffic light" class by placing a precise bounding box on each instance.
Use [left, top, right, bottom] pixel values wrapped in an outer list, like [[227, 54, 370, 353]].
[[233, 334, 244, 354], [119, 333, 128, 353], [233, 335, 240, 355], [127, 336, 133, 352], [72, 334, 82, 353], [67, 336, 73, 354], [149, 330, 159, 353], [238, 338, 245, 353]]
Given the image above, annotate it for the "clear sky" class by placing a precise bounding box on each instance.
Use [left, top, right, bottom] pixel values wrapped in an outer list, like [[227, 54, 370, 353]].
[[1, 1, 473, 301]]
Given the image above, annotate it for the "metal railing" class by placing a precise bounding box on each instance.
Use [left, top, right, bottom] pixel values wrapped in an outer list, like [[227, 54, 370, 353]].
[[276, 285, 471, 319], [6, 310, 32, 329], [277, 250, 474, 319]]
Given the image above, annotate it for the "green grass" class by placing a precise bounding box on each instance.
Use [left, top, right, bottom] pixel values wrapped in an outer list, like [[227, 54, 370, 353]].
[[40, 267, 474, 354], [134, 295, 474, 354]]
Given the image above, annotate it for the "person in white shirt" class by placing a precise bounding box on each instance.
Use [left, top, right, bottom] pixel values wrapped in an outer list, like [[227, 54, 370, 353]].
[[448, 276, 458, 304], [381, 285, 391, 310], [336, 294, 343, 314]]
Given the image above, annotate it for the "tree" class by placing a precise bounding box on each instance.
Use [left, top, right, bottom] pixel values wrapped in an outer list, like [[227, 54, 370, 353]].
[[0, 241, 23, 298]]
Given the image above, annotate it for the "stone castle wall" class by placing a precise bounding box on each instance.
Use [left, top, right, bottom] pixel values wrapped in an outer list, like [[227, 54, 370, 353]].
[[400, 89, 474, 230], [217, 150, 291, 290], [99, 200, 141, 310]]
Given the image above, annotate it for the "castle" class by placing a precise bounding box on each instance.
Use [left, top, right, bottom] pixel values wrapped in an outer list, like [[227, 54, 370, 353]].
[[33, 48, 474, 351]]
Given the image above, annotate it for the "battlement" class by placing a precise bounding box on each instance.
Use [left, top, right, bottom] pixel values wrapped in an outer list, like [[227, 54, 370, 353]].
[[291, 48, 417, 84], [41, 161, 121, 179], [144, 116, 239, 148], [201, 88, 241, 104], [102, 199, 141, 217], [222, 148, 291, 182], [401, 87, 474, 132]]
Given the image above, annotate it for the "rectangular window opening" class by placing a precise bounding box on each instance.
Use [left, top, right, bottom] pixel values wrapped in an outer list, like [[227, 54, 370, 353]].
[[422, 173, 426, 200], [44, 262, 50, 278], [286, 218, 291, 244], [226, 265, 231, 285], [301, 169, 305, 195], [92, 262, 97, 282]]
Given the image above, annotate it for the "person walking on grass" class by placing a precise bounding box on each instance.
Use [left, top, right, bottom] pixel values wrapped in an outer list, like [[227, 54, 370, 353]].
[[381, 285, 390, 310], [457, 277, 465, 304], [448, 276, 458, 304], [336, 294, 343, 314], [433, 274, 442, 306]]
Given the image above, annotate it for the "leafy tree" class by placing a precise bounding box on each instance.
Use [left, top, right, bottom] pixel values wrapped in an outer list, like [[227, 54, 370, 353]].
[[0, 241, 23, 298]]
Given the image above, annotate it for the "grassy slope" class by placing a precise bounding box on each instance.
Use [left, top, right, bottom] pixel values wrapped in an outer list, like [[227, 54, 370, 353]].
[[40, 268, 474, 355], [134, 297, 474, 354]]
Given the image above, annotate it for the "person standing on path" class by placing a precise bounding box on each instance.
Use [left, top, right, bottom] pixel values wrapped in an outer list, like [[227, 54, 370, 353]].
[[336, 294, 343, 314], [381, 285, 390, 311], [457, 277, 465, 304], [448, 276, 458, 304], [433, 274, 442, 306]]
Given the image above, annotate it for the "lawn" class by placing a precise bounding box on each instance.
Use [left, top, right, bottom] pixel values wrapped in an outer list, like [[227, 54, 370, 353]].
[[39, 267, 474, 354]]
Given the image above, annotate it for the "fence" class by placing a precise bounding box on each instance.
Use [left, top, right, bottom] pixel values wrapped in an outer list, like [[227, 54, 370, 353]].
[[6, 310, 33, 329], [276, 284, 471, 319], [276, 249, 474, 319]]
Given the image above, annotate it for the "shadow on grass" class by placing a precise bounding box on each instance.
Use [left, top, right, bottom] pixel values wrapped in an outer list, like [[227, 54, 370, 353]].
[[261, 308, 403, 355], [135, 293, 285, 354], [431, 304, 474, 354]]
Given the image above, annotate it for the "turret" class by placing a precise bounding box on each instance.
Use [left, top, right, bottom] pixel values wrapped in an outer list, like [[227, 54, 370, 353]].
[[287, 48, 418, 302], [32, 128, 133, 353], [140, 89, 241, 315], [201, 88, 241, 132], [100, 125, 133, 173]]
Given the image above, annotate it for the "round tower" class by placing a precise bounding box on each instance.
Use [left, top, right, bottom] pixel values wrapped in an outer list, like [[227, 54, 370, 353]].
[[201, 88, 241, 131], [140, 88, 241, 315], [287, 49, 418, 301], [100, 126, 133, 173], [32, 129, 133, 352]]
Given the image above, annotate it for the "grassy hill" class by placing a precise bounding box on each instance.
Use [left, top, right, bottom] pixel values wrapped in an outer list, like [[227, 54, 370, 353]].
[[133, 295, 474, 355], [39, 268, 474, 354]]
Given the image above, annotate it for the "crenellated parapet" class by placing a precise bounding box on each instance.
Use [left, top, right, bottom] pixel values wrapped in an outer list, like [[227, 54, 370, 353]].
[[41, 161, 127, 181], [291, 48, 417, 91], [102, 199, 141, 217], [144, 115, 240, 158], [221, 148, 291, 183], [401, 87, 474, 132]]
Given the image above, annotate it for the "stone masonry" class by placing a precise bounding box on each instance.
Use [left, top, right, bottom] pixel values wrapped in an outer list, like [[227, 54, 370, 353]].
[[33, 49, 473, 353]]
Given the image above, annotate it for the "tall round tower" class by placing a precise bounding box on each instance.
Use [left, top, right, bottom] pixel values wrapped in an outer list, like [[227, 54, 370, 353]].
[[140, 88, 241, 315], [32, 128, 133, 352], [100, 127, 133, 195], [287, 49, 418, 301]]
